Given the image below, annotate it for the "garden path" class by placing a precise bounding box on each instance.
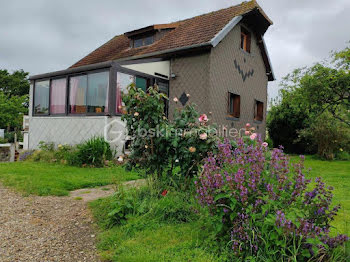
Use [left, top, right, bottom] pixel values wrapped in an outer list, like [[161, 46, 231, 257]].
[[0, 179, 145, 262], [70, 179, 146, 202]]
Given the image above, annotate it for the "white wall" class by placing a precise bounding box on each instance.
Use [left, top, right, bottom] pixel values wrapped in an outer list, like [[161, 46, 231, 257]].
[[28, 116, 127, 155]]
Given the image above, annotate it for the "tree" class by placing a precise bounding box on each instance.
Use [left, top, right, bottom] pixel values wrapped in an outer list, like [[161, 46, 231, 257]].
[[0, 92, 27, 131], [267, 87, 316, 154], [0, 69, 30, 98], [267, 44, 350, 156]]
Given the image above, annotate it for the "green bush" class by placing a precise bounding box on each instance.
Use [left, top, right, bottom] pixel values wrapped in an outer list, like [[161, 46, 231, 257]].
[[4, 130, 23, 143], [298, 112, 350, 160], [30, 150, 56, 162], [0, 137, 8, 144], [267, 89, 315, 154], [27, 138, 115, 167], [335, 150, 350, 161], [67, 137, 114, 167], [38, 141, 55, 151]]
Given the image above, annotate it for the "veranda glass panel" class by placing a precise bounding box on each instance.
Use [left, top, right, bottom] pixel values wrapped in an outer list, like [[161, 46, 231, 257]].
[[34, 80, 50, 115], [50, 78, 66, 114], [69, 75, 87, 114], [87, 71, 109, 113], [116, 72, 134, 114]]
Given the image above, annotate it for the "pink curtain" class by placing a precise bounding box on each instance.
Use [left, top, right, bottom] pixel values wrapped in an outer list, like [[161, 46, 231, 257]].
[[116, 82, 123, 114], [69, 77, 79, 113], [50, 78, 66, 114], [103, 82, 109, 113]]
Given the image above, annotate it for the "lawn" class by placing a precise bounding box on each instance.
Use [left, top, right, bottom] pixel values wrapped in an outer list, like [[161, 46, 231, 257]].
[[291, 156, 350, 236], [90, 157, 350, 261], [0, 162, 140, 196]]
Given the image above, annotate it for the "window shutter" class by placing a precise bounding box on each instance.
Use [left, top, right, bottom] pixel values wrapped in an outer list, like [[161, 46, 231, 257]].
[[234, 95, 240, 118], [246, 33, 251, 53], [227, 92, 231, 114], [257, 102, 263, 121]]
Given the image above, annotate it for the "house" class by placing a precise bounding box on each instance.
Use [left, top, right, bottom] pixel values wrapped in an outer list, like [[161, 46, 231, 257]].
[[28, 0, 274, 153]]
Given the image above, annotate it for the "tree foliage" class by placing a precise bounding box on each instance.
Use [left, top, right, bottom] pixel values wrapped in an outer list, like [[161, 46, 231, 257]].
[[268, 44, 350, 157], [0, 92, 27, 130], [0, 69, 30, 97]]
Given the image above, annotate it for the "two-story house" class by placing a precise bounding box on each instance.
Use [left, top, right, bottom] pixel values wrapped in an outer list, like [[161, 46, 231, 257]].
[[28, 0, 274, 153]]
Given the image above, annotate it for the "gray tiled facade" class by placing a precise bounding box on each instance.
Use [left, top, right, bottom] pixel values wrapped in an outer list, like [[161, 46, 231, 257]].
[[169, 22, 268, 137]]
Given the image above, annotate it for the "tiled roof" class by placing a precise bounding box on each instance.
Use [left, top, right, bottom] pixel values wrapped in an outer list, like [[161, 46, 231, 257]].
[[71, 0, 271, 68]]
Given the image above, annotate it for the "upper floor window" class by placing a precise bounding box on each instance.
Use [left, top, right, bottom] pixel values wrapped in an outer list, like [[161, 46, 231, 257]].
[[240, 27, 251, 53], [133, 35, 154, 48], [228, 92, 240, 118], [254, 100, 264, 121]]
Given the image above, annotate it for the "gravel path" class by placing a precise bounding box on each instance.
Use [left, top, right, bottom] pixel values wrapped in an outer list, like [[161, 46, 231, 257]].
[[0, 184, 100, 262]]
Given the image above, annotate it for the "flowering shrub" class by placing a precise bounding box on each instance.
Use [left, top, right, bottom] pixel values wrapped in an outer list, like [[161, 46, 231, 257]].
[[19, 150, 34, 161], [122, 84, 217, 186], [195, 136, 348, 260]]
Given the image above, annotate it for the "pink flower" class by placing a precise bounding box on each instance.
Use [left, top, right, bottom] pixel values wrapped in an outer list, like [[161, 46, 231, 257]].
[[246, 123, 251, 128], [199, 133, 208, 140], [173, 97, 178, 103], [245, 131, 250, 136], [250, 133, 257, 140], [198, 114, 208, 123], [262, 142, 268, 148]]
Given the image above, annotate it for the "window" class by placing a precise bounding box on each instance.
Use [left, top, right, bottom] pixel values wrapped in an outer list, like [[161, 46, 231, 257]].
[[69, 75, 87, 114], [115, 73, 149, 114], [116, 72, 134, 114], [50, 78, 66, 114], [240, 27, 251, 53], [134, 38, 143, 48], [254, 100, 264, 121], [34, 80, 50, 115], [87, 71, 109, 113], [69, 71, 109, 114], [157, 81, 169, 117], [228, 92, 240, 118], [135, 77, 147, 91], [133, 35, 154, 48]]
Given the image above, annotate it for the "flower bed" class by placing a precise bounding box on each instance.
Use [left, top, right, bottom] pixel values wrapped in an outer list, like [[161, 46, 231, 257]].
[[195, 136, 348, 260]]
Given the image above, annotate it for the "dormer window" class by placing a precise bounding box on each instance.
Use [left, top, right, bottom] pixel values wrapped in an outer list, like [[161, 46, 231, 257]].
[[133, 35, 154, 48], [240, 27, 251, 53], [126, 23, 179, 49]]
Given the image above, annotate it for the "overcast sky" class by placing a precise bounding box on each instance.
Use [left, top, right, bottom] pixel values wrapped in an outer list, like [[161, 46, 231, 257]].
[[1, 0, 349, 100]]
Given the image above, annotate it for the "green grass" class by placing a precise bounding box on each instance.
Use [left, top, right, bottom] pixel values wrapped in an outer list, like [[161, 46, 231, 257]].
[[291, 155, 350, 236], [0, 162, 139, 196], [90, 193, 221, 262]]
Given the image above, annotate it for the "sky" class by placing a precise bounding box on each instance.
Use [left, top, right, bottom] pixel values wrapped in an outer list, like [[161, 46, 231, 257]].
[[1, 0, 349, 100]]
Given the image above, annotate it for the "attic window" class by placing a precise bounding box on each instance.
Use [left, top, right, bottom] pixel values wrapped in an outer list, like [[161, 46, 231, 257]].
[[240, 27, 251, 53], [133, 35, 154, 48]]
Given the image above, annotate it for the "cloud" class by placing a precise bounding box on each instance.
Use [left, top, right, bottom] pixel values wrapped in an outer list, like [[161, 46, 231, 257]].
[[0, 0, 349, 100]]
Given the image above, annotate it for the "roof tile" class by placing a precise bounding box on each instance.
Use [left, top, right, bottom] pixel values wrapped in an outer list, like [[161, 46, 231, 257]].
[[71, 0, 268, 68]]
